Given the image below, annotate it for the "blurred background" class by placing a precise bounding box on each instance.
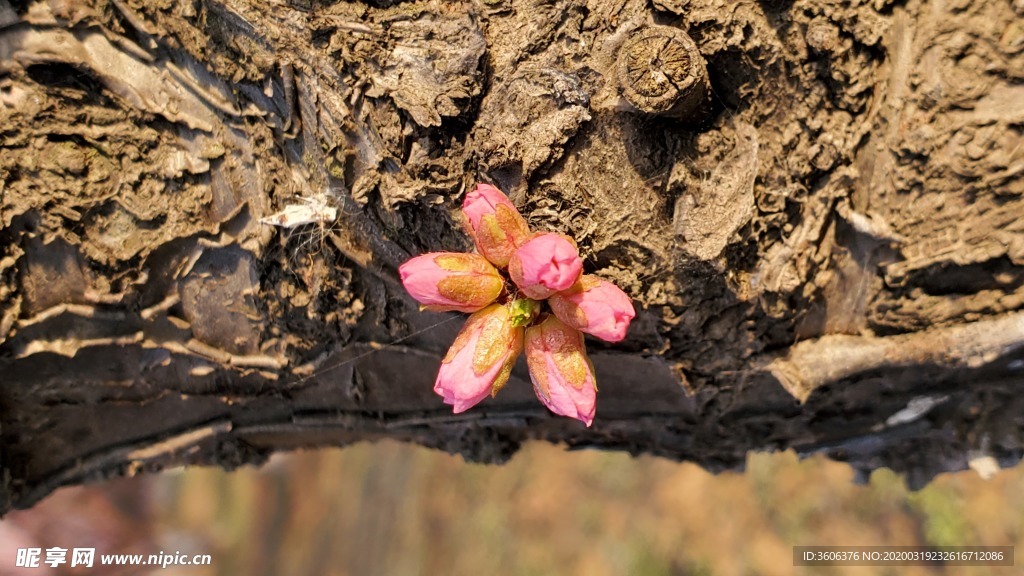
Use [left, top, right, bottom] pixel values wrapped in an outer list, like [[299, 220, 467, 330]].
[[1, 442, 1021, 576]]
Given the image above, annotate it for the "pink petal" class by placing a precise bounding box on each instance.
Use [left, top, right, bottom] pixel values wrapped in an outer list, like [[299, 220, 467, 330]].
[[433, 304, 524, 413], [550, 276, 635, 343], [509, 234, 583, 299]]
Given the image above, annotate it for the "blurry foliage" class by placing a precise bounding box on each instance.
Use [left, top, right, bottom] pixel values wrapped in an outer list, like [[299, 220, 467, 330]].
[[3, 444, 1022, 576]]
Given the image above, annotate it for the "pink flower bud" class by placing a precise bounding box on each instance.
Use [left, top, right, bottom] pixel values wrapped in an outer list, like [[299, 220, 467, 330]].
[[548, 275, 635, 343], [435, 303, 524, 413], [524, 315, 597, 427], [508, 233, 583, 300], [462, 183, 531, 268], [399, 252, 503, 313]]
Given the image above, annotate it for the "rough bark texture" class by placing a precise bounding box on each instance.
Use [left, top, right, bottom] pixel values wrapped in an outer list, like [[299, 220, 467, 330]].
[[1, 0, 1024, 513]]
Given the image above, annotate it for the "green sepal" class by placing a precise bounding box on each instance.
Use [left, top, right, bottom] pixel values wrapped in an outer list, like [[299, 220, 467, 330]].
[[508, 298, 540, 328]]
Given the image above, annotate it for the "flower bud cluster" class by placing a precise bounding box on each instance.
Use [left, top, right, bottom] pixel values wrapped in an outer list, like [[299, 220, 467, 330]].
[[399, 183, 636, 426]]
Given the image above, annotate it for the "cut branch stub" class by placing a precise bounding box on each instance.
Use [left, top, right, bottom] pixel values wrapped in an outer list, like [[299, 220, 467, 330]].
[[616, 25, 710, 121]]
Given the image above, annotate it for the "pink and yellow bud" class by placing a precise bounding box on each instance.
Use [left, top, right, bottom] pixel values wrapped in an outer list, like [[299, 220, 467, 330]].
[[399, 252, 503, 313], [524, 315, 597, 427], [508, 233, 583, 300], [548, 275, 635, 343], [462, 183, 531, 268], [435, 303, 524, 413]]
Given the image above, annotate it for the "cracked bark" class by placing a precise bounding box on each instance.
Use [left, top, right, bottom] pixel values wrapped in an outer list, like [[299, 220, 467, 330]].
[[2, 0, 1024, 513]]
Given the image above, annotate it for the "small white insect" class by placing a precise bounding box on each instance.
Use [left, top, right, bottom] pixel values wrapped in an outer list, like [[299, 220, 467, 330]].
[[260, 195, 338, 228]]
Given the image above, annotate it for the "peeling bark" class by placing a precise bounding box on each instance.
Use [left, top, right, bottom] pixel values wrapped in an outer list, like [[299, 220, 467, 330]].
[[2, 0, 1024, 512]]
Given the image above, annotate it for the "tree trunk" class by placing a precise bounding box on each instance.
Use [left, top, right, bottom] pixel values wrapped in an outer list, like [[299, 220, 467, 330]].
[[2, 0, 1023, 513]]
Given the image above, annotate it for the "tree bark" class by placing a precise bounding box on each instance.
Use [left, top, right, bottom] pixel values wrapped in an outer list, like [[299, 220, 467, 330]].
[[2, 0, 1023, 513]]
